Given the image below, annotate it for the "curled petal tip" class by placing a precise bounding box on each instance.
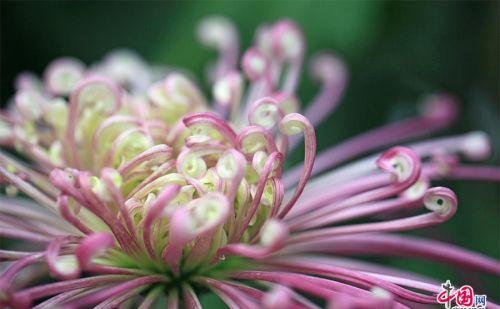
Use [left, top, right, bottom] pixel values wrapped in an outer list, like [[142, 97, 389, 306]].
[[44, 57, 85, 96], [169, 192, 230, 247], [70, 75, 122, 114], [15, 71, 40, 91], [252, 150, 269, 174], [101, 168, 123, 188], [165, 73, 207, 108], [422, 93, 459, 123], [15, 90, 44, 121], [191, 192, 230, 230], [260, 219, 288, 248], [75, 232, 115, 270], [100, 49, 152, 91], [183, 112, 237, 144], [272, 92, 300, 114], [197, 16, 237, 49], [237, 126, 279, 155], [424, 186, 458, 219], [248, 97, 283, 130], [50, 255, 80, 280], [46, 238, 81, 280], [213, 71, 243, 106], [377, 146, 421, 183], [242, 48, 269, 81], [279, 113, 312, 136], [271, 19, 304, 60], [461, 131, 491, 161], [177, 149, 208, 179], [310, 52, 347, 84], [49, 168, 77, 190], [216, 149, 246, 180]]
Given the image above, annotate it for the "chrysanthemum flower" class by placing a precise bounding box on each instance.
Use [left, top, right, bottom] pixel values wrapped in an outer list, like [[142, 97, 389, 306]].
[[0, 17, 499, 308]]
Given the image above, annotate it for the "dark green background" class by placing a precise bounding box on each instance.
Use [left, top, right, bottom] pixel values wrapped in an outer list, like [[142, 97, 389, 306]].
[[1, 0, 499, 306]]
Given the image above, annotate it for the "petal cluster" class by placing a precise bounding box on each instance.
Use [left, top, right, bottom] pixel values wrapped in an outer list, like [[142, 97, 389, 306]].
[[0, 17, 499, 309]]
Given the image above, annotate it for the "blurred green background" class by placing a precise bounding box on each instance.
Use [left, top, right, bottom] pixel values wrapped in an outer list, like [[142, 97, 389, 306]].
[[1, 0, 499, 305]]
